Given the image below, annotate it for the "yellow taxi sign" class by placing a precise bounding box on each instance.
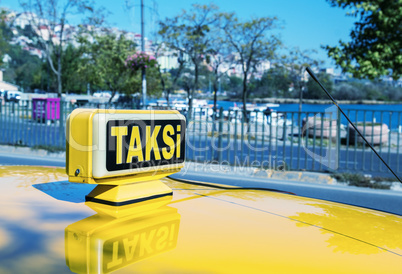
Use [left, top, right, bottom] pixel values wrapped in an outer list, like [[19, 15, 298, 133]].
[[66, 109, 186, 184]]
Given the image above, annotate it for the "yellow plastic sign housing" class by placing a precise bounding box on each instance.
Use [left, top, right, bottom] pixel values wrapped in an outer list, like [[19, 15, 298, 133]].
[[66, 109, 186, 185]]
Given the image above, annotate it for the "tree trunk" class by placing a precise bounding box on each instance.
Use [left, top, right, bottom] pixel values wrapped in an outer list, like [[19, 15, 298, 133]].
[[213, 65, 220, 119], [298, 82, 303, 113], [108, 87, 117, 105], [57, 55, 62, 98], [242, 72, 249, 124], [188, 63, 200, 121], [158, 69, 169, 108], [187, 88, 192, 120], [165, 89, 170, 108], [194, 62, 199, 92], [213, 79, 218, 120]]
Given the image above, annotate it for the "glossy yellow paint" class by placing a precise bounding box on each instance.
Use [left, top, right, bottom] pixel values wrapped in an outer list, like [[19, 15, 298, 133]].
[[0, 166, 401, 273]]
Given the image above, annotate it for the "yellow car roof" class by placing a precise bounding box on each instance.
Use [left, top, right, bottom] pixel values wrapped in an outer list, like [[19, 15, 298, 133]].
[[0, 166, 401, 273]]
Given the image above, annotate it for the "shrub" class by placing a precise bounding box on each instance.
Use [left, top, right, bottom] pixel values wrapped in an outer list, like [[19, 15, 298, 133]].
[[332, 172, 392, 189]]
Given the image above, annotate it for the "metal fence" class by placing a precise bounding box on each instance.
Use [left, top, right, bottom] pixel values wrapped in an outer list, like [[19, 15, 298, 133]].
[[186, 107, 402, 177], [0, 99, 136, 149], [1, 99, 401, 178]]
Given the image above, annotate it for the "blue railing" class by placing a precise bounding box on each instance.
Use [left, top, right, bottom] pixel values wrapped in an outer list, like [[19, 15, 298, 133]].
[[0, 99, 401, 178]]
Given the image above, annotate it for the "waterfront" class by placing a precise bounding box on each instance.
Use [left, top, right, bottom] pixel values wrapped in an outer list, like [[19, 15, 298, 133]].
[[207, 101, 402, 130]]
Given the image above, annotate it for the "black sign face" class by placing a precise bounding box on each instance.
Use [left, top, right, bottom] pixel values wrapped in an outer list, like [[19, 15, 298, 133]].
[[106, 119, 185, 172]]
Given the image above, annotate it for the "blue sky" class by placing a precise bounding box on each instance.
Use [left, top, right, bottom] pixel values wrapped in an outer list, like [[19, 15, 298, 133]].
[[1, 0, 356, 66]]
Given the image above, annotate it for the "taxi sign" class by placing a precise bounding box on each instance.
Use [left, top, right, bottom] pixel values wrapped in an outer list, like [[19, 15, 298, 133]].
[[66, 109, 186, 184]]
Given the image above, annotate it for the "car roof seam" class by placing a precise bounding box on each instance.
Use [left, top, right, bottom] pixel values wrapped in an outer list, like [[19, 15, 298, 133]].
[[198, 194, 402, 257]]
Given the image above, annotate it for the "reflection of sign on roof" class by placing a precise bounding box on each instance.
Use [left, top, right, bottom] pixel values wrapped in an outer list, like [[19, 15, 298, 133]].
[[66, 206, 180, 273], [104, 219, 179, 272]]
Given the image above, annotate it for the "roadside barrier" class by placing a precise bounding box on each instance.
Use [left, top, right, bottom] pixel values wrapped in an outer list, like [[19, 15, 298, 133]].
[[0, 99, 400, 177]]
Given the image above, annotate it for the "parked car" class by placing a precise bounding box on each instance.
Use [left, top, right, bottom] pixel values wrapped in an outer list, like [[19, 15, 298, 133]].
[[4, 90, 22, 102], [0, 90, 4, 104]]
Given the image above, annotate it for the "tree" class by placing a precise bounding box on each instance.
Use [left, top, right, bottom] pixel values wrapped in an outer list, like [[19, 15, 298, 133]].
[[222, 75, 242, 97], [325, 0, 402, 80], [19, 0, 96, 96], [3, 44, 43, 92], [0, 10, 10, 67], [222, 13, 280, 122], [305, 72, 333, 99], [78, 33, 137, 102], [78, 33, 162, 102], [159, 4, 219, 118], [279, 48, 321, 111], [253, 67, 293, 98], [61, 44, 86, 94], [154, 43, 186, 108], [206, 33, 234, 116]]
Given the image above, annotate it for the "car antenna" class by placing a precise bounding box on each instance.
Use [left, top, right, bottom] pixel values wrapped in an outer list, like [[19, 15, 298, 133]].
[[305, 67, 402, 184]]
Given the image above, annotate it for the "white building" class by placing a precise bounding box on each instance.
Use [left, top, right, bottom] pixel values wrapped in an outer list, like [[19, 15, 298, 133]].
[[0, 71, 19, 92], [14, 12, 49, 30]]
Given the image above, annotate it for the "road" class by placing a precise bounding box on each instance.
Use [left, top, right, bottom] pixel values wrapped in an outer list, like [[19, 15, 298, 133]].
[[0, 152, 65, 167]]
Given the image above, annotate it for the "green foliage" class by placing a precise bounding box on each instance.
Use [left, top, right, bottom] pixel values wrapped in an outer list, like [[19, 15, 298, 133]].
[[305, 72, 333, 99], [18, 0, 98, 96], [159, 4, 219, 73], [332, 80, 402, 101], [61, 44, 87, 94], [325, 0, 402, 80], [222, 14, 280, 80], [146, 68, 164, 98], [252, 67, 293, 98], [78, 33, 136, 98], [78, 33, 161, 99], [1, 13, 44, 91], [332, 172, 393, 189], [31, 145, 65, 153], [163, 67, 180, 92], [332, 82, 364, 100], [221, 75, 242, 97], [159, 3, 220, 116], [4, 1, 400, 103], [0, 10, 10, 67], [278, 48, 322, 108], [222, 13, 281, 120], [3, 44, 43, 92]]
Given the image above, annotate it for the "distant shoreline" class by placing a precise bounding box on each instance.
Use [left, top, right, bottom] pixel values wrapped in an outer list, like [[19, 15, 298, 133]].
[[227, 98, 402, 105]]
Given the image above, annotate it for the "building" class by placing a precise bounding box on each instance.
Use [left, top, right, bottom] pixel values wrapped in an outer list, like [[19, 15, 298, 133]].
[[0, 71, 19, 92]]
